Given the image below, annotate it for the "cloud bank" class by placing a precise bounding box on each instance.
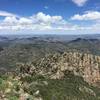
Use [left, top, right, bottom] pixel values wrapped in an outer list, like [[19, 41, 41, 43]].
[[71, 11, 100, 20], [0, 10, 100, 34], [0, 11, 78, 31]]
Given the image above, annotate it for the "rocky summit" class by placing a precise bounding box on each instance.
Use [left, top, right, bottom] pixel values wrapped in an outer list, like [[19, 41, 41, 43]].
[[1, 51, 100, 100], [21, 52, 100, 86]]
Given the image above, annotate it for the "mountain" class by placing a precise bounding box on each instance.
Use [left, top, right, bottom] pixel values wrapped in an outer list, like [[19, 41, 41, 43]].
[[0, 36, 100, 70], [67, 38, 100, 55], [35, 52, 100, 85], [0, 35, 100, 100], [0, 36, 8, 41], [1, 51, 100, 100], [69, 38, 99, 42]]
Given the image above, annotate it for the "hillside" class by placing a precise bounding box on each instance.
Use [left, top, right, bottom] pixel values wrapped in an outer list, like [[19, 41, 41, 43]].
[[0, 37, 100, 70], [1, 51, 100, 100], [0, 36, 100, 99]]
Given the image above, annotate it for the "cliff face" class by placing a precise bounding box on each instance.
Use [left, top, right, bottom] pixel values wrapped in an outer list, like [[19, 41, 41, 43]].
[[34, 52, 100, 85]]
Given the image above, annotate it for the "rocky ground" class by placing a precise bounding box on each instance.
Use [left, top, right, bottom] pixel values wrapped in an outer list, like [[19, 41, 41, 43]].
[[1, 51, 100, 100]]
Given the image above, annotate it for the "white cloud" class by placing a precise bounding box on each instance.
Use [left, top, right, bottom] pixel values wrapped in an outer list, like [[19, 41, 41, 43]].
[[3, 16, 18, 24], [0, 12, 68, 31], [31, 12, 63, 24], [0, 10, 17, 17], [19, 17, 33, 24], [0, 11, 100, 35], [71, 11, 100, 20], [72, 0, 88, 7]]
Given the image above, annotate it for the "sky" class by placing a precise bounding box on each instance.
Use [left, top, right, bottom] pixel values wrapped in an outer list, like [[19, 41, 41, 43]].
[[0, 0, 100, 35]]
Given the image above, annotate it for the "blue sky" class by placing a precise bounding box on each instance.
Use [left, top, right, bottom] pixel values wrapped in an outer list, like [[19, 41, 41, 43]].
[[0, 0, 100, 35]]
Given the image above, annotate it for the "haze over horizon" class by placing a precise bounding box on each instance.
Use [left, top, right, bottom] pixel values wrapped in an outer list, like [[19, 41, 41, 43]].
[[0, 0, 100, 35]]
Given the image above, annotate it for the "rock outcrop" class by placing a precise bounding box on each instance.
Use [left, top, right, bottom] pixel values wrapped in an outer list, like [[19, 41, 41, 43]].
[[1, 51, 100, 100], [34, 52, 100, 85], [17, 51, 100, 85]]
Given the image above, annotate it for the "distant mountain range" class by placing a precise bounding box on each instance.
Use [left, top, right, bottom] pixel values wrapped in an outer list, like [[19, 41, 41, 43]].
[[0, 34, 100, 71], [0, 34, 100, 42]]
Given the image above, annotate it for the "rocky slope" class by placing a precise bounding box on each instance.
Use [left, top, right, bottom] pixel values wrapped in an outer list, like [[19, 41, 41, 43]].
[[40, 52, 100, 85], [18, 52, 100, 86], [0, 37, 100, 71], [1, 51, 100, 100]]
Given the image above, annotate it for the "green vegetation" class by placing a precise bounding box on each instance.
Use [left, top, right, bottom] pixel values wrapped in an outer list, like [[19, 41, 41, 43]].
[[1, 71, 100, 100], [0, 38, 100, 70], [0, 37, 100, 100]]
